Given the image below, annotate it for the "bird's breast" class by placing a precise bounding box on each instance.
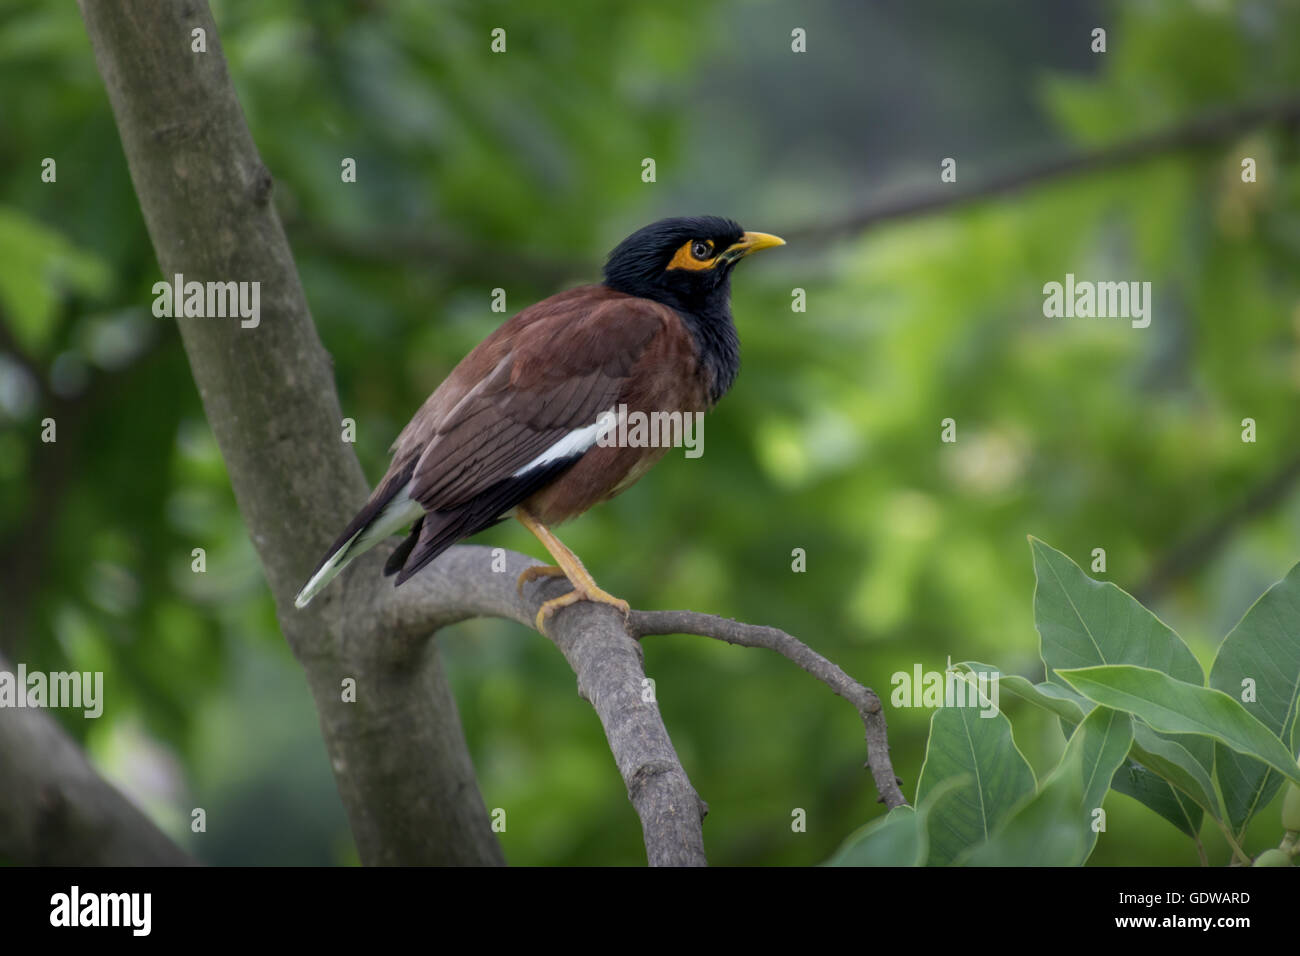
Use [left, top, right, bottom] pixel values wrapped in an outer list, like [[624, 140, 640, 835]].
[[522, 441, 672, 526]]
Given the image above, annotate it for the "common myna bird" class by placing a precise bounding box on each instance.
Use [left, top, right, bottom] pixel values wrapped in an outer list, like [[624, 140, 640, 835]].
[[294, 215, 784, 629]]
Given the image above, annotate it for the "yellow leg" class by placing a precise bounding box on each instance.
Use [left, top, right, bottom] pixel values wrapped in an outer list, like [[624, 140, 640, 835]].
[[515, 509, 630, 633]]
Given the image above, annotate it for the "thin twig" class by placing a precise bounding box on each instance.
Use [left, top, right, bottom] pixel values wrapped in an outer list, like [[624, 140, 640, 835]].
[[628, 609, 908, 811]]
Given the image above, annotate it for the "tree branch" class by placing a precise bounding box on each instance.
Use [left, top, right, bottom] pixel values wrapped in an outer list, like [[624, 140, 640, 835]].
[[786, 95, 1300, 244], [0, 655, 194, 865], [384, 549, 911, 863], [290, 96, 1300, 276], [629, 610, 908, 811], [383, 547, 709, 866]]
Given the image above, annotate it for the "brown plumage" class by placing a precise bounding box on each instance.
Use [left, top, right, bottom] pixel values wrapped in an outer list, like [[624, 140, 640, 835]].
[[295, 216, 784, 629]]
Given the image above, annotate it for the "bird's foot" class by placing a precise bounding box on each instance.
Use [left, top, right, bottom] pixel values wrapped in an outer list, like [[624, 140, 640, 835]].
[[516, 564, 567, 595], [534, 580, 630, 635]]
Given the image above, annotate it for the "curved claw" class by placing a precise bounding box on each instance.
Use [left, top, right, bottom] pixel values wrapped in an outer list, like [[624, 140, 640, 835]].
[[534, 585, 630, 636], [516, 564, 567, 596]]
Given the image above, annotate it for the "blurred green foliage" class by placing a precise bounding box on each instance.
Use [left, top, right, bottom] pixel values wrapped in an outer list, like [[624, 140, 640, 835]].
[[2, 0, 1299, 865]]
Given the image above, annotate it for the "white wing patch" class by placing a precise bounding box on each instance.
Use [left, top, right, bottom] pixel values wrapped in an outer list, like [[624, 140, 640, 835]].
[[511, 412, 612, 477]]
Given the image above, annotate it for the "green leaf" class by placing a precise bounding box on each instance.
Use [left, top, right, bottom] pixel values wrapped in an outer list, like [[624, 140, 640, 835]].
[[825, 805, 925, 866], [984, 656, 1204, 837], [956, 662, 1200, 839], [957, 661, 1088, 724], [1026, 539, 1213, 830], [1209, 560, 1300, 834], [1110, 760, 1203, 838], [967, 705, 1133, 865], [1030, 538, 1203, 688], [1069, 707, 1134, 846], [1129, 722, 1222, 822], [821, 806, 925, 868], [825, 775, 969, 867], [1058, 664, 1300, 788], [962, 738, 1088, 866], [916, 677, 1037, 866]]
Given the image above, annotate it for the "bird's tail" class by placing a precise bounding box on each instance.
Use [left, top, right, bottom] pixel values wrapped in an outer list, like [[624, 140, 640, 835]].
[[295, 452, 581, 607], [294, 529, 365, 609], [294, 464, 422, 608]]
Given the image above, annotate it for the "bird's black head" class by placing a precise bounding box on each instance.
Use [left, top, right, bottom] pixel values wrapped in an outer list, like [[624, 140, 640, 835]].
[[602, 216, 784, 405], [602, 215, 784, 317]]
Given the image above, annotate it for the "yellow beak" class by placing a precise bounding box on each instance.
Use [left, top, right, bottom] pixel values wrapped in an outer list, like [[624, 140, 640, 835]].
[[721, 231, 786, 262]]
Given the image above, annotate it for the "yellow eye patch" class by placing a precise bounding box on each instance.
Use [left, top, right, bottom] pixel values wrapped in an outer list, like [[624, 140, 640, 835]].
[[667, 239, 717, 271]]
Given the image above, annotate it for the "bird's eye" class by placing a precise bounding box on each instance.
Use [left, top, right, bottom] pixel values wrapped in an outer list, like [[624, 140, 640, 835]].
[[691, 240, 713, 260]]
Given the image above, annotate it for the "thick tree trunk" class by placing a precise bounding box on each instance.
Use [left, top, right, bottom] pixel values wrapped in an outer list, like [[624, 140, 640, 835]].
[[77, 0, 504, 865]]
